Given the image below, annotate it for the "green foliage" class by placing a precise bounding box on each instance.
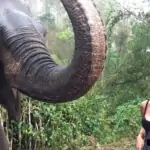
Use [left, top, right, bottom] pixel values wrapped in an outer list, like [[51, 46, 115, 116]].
[[38, 12, 55, 28], [17, 94, 110, 149], [56, 29, 73, 41], [112, 99, 141, 139], [4, 94, 142, 149]]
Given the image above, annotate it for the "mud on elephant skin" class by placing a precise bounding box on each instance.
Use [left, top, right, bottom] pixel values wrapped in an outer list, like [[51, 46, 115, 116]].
[[0, 0, 106, 103]]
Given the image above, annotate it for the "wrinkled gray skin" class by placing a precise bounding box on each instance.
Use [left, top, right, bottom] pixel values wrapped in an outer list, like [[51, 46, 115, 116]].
[[0, 0, 106, 149]]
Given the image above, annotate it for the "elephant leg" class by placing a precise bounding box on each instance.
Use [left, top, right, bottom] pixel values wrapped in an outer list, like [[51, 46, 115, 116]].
[[0, 61, 21, 121], [0, 61, 21, 149], [0, 88, 21, 150], [0, 88, 21, 122], [0, 86, 21, 150], [8, 89, 21, 150], [0, 124, 9, 150], [0, 86, 21, 122]]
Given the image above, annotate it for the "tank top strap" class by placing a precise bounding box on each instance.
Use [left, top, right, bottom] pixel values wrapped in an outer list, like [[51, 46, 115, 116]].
[[144, 100, 150, 116]]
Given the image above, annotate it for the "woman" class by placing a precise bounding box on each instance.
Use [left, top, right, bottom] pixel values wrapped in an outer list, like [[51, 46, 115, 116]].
[[136, 100, 150, 150]]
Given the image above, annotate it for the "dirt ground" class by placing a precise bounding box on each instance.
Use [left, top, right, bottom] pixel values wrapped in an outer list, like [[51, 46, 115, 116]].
[[79, 138, 135, 150], [35, 138, 135, 150]]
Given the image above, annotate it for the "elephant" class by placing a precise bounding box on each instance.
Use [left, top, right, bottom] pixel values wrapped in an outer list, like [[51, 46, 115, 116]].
[[0, 0, 106, 149]]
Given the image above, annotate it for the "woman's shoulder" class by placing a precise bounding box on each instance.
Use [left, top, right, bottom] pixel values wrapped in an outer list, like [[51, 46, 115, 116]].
[[140, 100, 149, 108], [139, 100, 149, 115]]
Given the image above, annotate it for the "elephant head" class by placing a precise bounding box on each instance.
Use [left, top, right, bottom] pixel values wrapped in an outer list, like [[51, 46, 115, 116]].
[[0, 0, 106, 103]]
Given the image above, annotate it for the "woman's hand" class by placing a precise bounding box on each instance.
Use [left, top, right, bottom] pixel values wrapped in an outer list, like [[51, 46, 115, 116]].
[[136, 135, 144, 150]]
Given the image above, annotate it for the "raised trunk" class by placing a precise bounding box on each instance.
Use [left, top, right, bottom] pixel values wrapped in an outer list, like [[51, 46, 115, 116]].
[[4, 0, 106, 102]]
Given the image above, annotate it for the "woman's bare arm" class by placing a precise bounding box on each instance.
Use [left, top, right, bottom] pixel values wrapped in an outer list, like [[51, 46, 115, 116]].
[[137, 127, 145, 139], [136, 101, 147, 150], [137, 101, 146, 138], [136, 127, 145, 150]]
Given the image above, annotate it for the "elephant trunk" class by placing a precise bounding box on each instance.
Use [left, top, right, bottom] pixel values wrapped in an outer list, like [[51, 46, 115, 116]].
[[5, 0, 106, 102]]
